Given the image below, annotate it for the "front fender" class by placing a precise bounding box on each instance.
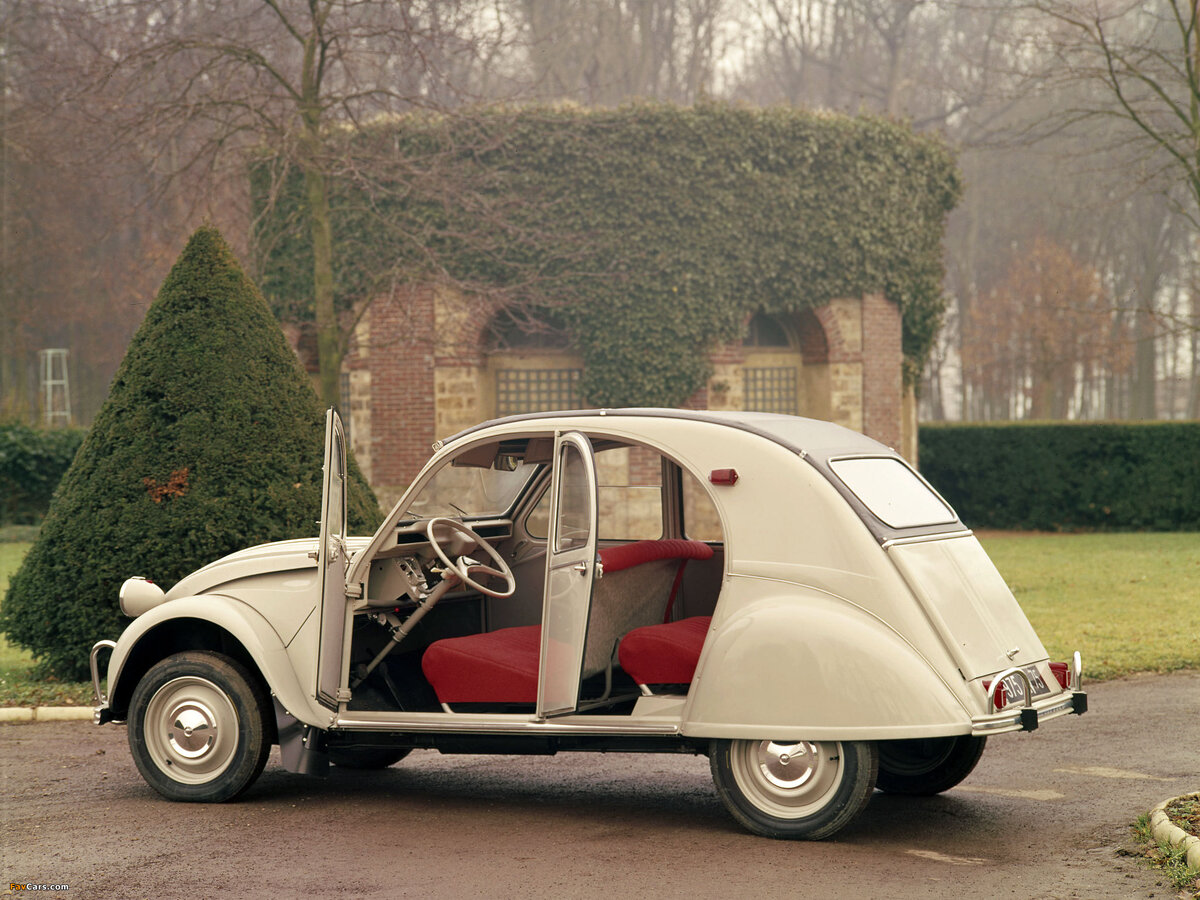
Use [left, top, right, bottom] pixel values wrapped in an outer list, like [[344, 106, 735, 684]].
[[105, 595, 328, 728], [681, 591, 973, 741]]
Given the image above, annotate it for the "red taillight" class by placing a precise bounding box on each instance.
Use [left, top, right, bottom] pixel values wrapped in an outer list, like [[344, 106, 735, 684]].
[[1049, 661, 1070, 690], [709, 468, 739, 485], [982, 679, 1008, 709]]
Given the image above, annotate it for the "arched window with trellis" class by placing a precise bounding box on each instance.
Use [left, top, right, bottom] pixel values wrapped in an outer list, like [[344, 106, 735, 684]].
[[741, 311, 802, 415], [484, 308, 584, 416]]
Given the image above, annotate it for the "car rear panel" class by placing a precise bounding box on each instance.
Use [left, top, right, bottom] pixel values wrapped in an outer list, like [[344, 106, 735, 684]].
[[888, 534, 1048, 681]]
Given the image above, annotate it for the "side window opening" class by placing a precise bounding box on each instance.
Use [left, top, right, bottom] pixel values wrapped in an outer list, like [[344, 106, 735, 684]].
[[524, 440, 726, 545], [595, 444, 663, 541], [525, 441, 664, 542], [681, 467, 723, 543]]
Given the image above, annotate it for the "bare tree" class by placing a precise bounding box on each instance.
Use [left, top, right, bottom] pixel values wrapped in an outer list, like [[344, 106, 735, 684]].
[[514, 0, 725, 104], [1, 0, 194, 422], [1027, 0, 1200, 415], [49, 0, 512, 408], [963, 236, 1130, 418]]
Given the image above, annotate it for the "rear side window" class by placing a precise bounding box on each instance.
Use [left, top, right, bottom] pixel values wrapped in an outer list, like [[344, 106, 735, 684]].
[[829, 457, 957, 530]]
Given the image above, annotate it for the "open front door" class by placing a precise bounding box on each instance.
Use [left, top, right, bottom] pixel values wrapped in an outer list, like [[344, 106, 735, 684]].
[[536, 431, 599, 718], [316, 409, 349, 709]]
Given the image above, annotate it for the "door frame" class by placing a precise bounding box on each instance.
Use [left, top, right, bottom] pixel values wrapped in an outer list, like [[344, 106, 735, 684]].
[[536, 430, 599, 718], [315, 409, 349, 710]]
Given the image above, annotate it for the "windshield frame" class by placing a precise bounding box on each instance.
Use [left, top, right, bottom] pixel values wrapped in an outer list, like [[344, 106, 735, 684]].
[[401, 453, 543, 521]]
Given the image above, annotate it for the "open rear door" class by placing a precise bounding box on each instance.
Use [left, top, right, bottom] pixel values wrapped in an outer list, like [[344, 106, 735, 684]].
[[315, 409, 349, 709], [536, 431, 599, 718]]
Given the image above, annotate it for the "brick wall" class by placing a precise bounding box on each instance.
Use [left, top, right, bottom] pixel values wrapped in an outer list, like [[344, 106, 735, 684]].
[[361, 287, 437, 493], [859, 293, 902, 450]]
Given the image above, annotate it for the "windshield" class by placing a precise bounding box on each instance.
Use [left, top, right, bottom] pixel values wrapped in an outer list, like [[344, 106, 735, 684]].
[[406, 457, 540, 519], [829, 457, 957, 530]]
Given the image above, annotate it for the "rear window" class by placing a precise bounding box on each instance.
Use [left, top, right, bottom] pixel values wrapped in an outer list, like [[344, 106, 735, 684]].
[[829, 457, 957, 530]]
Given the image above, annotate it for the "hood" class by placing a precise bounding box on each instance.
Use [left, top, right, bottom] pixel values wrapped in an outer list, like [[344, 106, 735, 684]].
[[165, 536, 370, 601]]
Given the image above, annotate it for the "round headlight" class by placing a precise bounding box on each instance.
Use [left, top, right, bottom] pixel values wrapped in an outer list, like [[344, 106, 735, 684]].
[[119, 577, 166, 617]]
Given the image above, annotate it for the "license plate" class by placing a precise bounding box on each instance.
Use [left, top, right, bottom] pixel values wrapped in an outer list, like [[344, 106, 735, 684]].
[[1001, 665, 1051, 703]]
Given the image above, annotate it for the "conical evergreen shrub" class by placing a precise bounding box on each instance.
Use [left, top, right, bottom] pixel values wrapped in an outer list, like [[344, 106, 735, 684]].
[[2, 226, 380, 679]]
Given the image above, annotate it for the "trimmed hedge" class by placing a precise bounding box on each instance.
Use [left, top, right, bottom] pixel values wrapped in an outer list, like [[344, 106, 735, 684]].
[[0, 425, 86, 525], [2, 227, 381, 679], [253, 103, 960, 405], [919, 422, 1200, 531]]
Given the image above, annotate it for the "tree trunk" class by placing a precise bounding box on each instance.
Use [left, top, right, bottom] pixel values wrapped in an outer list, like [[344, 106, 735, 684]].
[[305, 160, 340, 409], [1132, 305, 1157, 419], [300, 12, 341, 411], [1190, 286, 1200, 418]]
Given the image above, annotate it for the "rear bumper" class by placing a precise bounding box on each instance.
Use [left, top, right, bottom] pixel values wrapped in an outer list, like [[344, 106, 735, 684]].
[[970, 689, 1087, 735], [971, 650, 1087, 736]]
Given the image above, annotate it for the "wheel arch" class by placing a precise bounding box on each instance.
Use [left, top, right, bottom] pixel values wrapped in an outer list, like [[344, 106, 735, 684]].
[[107, 596, 319, 731], [682, 592, 974, 741]]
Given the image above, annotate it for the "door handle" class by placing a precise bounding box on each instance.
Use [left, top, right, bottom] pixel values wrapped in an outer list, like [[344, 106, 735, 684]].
[[571, 561, 588, 575]]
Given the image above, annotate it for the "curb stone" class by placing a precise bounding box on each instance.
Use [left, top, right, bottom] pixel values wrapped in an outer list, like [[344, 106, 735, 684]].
[[1149, 794, 1200, 870], [0, 706, 93, 723]]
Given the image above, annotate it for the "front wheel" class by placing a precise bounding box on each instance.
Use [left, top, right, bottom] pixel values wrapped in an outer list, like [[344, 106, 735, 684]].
[[709, 738, 878, 840], [128, 651, 272, 802], [876, 735, 986, 795]]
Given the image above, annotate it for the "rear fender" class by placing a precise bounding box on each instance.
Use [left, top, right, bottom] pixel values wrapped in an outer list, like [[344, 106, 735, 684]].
[[105, 595, 328, 729], [682, 591, 973, 741]]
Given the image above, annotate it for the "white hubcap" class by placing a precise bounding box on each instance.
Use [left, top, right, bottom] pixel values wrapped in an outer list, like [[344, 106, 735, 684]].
[[731, 739, 846, 819], [144, 676, 239, 784]]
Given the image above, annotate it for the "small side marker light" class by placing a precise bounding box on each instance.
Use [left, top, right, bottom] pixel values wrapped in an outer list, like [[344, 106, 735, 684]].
[[709, 468, 739, 485]]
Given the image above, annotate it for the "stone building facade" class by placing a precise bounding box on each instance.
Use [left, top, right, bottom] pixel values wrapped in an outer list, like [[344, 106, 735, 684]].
[[331, 288, 910, 502]]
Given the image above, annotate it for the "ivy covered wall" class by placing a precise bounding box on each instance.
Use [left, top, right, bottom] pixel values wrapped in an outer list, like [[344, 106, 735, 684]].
[[253, 103, 960, 408]]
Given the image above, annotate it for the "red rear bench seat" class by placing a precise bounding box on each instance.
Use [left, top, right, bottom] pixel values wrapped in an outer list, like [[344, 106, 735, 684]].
[[421, 539, 712, 706], [618, 615, 712, 687]]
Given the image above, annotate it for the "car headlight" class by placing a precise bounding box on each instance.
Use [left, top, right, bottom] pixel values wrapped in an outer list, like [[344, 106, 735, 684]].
[[119, 577, 166, 617]]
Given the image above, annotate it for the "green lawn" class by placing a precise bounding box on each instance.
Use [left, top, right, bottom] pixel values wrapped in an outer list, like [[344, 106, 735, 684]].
[[1, 532, 1198, 706], [978, 532, 1200, 682], [0, 541, 94, 706]]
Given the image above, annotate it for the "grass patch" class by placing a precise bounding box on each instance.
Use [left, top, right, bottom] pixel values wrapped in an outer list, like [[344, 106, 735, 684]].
[[1132, 812, 1200, 897], [979, 532, 1200, 681], [0, 541, 94, 707]]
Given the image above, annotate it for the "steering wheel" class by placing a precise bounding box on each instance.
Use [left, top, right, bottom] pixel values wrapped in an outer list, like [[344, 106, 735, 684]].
[[425, 517, 516, 599]]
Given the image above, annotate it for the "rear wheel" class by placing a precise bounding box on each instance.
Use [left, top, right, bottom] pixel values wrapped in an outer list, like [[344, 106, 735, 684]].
[[876, 735, 986, 795], [128, 651, 272, 802], [709, 738, 877, 840]]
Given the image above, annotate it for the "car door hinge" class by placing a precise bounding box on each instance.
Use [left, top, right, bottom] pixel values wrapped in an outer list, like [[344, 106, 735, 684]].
[[346, 583, 363, 599], [336, 688, 352, 703]]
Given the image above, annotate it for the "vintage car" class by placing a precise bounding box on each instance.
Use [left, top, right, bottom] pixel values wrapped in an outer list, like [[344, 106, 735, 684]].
[[91, 408, 1086, 839]]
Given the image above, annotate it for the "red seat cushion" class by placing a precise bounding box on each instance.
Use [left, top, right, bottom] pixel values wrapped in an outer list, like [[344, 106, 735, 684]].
[[421, 625, 541, 704], [599, 539, 713, 573], [422, 542, 715, 704], [618, 616, 712, 686]]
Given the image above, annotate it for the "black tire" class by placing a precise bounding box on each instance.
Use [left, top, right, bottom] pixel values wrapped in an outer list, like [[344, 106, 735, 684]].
[[128, 651, 272, 802], [876, 735, 986, 795], [327, 746, 411, 769], [709, 738, 878, 840]]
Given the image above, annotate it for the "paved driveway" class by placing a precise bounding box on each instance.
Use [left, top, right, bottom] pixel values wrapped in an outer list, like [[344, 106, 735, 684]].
[[3, 670, 1197, 899]]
